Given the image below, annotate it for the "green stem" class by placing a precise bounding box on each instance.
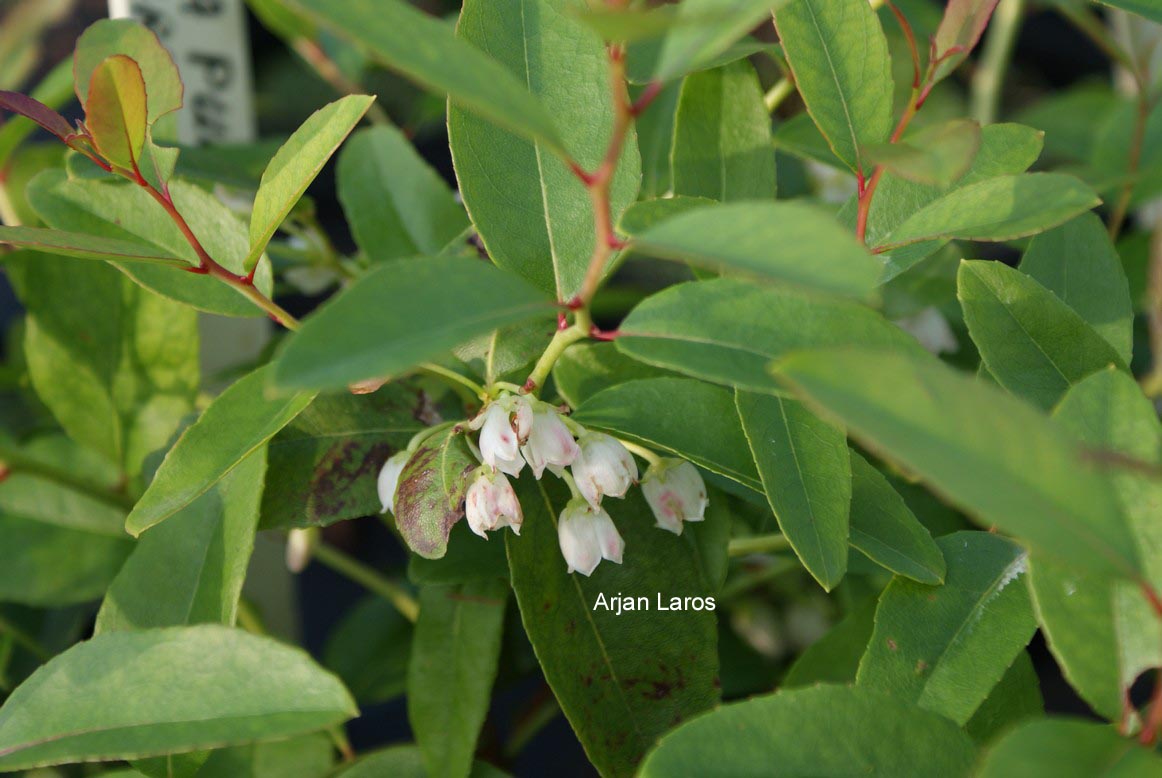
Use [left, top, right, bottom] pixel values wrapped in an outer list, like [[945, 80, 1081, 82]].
[[522, 308, 592, 396], [619, 440, 661, 467], [764, 76, 795, 114], [419, 362, 487, 401], [0, 444, 135, 512], [311, 542, 420, 623], [728, 533, 793, 557], [970, 0, 1025, 125], [719, 557, 799, 600], [1108, 87, 1153, 241]]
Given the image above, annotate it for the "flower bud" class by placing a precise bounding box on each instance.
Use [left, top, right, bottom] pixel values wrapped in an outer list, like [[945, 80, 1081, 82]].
[[377, 450, 410, 514], [521, 407, 580, 479], [572, 433, 637, 509], [465, 469, 523, 538], [469, 398, 525, 477], [641, 459, 708, 534], [557, 498, 624, 576]]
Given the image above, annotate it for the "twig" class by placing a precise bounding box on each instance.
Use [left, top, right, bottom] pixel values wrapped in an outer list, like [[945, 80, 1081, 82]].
[[728, 533, 793, 557], [311, 542, 419, 623], [970, 0, 1025, 125]]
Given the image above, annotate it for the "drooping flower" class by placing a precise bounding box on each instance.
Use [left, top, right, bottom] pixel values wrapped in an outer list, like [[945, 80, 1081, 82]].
[[641, 459, 708, 534], [521, 406, 580, 478], [465, 469, 523, 538], [571, 432, 637, 509], [469, 394, 531, 477], [557, 498, 624, 576], [377, 450, 410, 514]]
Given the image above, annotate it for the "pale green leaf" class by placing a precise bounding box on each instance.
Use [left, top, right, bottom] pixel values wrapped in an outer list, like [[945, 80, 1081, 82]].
[[977, 719, 1162, 777]]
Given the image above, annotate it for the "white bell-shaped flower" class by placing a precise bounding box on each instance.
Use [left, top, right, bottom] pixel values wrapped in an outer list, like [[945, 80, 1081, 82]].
[[557, 498, 624, 576], [571, 432, 638, 509], [465, 469, 523, 538], [377, 450, 410, 515], [641, 459, 708, 534], [521, 407, 580, 478], [469, 397, 526, 477]]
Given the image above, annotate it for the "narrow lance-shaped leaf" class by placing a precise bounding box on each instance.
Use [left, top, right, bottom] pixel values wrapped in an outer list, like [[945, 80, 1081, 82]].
[[125, 366, 316, 536], [0, 90, 74, 142], [408, 581, 506, 778], [772, 348, 1142, 580], [958, 260, 1126, 411], [84, 55, 148, 172], [272, 256, 554, 392], [929, 0, 1002, 85], [878, 173, 1101, 251], [630, 202, 882, 297], [285, 0, 564, 153], [0, 226, 187, 266], [857, 531, 1036, 725], [736, 390, 850, 590], [244, 95, 374, 272], [0, 625, 357, 772], [865, 119, 982, 187], [977, 719, 1162, 777], [394, 427, 477, 560], [774, 0, 893, 175], [1098, 0, 1162, 23]]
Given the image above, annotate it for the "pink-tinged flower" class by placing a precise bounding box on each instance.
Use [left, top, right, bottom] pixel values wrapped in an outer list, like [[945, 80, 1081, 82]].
[[557, 498, 624, 576], [377, 450, 411, 515], [572, 433, 638, 509], [521, 407, 580, 479], [641, 459, 707, 534], [469, 396, 528, 477], [465, 469, 523, 538]]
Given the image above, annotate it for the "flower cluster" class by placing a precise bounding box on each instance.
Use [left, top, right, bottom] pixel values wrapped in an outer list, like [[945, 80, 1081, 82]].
[[377, 392, 708, 576]]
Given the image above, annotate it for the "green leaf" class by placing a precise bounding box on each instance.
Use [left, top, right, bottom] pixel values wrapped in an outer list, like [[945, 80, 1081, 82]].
[[82, 55, 148, 171], [0, 226, 186, 265], [782, 598, 876, 688], [774, 0, 893, 174], [338, 126, 469, 263], [408, 581, 506, 778], [332, 745, 509, 778], [630, 202, 882, 297], [616, 278, 924, 394], [977, 719, 1162, 777], [929, 0, 1001, 85], [638, 685, 977, 777], [0, 89, 76, 144], [95, 449, 266, 633], [849, 452, 946, 585], [772, 348, 1142, 579], [0, 513, 131, 606], [672, 60, 775, 201], [618, 195, 716, 235], [959, 260, 1125, 410], [260, 389, 422, 530], [1030, 369, 1162, 721], [407, 521, 509, 586], [1098, 0, 1162, 23], [244, 95, 372, 272], [26, 170, 275, 318], [878, 173, 1101, 250], [288, 0, 563, 154], [771, 112, 846, 169], [272, 257, 553, 391], [573, 377, 761, 492], [74, 19, 183, 124], [191, 733, 335, 778], [857, 531, 1036, 725], [627, 0, 788, 83], [1020, 212, 1134, 364], [736, 391, 849, 590], [8, 252, 199, 477], [0, 625, 356, 771], [453, 321, 554, 387], [394, 427, 477, 560], [448, 0, 640, 301], [965, 651, 1043, 744], [866, 120, 982, 187], [323, 596, 413, 706], [125, 366, 316, 536], [636, 82, 681, 198], [507, 479, 718, 777], [552, 341, 676, 408]]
